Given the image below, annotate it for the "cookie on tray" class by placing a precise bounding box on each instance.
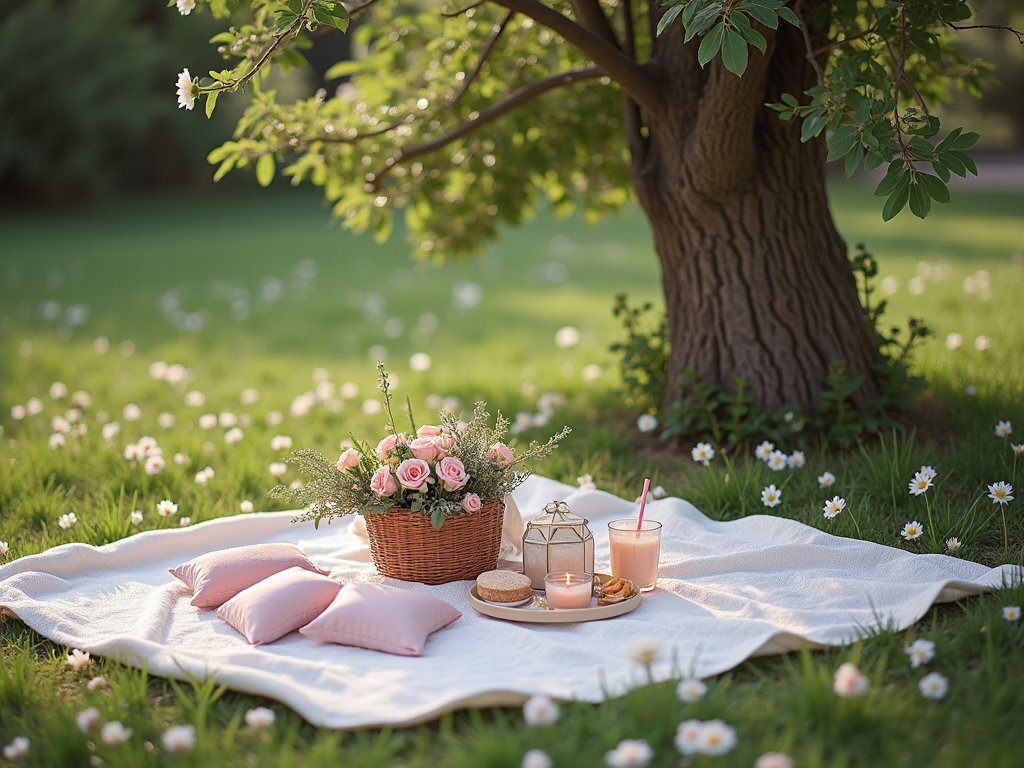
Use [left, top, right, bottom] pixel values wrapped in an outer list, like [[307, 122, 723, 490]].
[[475, 570, 533, 603]]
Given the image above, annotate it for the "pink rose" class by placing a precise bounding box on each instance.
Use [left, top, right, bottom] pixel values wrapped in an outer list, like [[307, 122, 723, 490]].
[[409, 436, 443, 462], [336, 448, 360, 472], [489, 442, 514, 467], [461, 493, 482, 513], [436, 433, 457, 451], [395, 458, 432, 491], [370, 465, 398, 497], [435, 456, 468, 492], [416, 425, 442, 438], [375, 433, 407, 460]]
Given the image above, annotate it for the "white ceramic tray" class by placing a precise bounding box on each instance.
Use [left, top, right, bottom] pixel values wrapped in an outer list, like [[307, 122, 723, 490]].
[[468, 573, 641, 623]]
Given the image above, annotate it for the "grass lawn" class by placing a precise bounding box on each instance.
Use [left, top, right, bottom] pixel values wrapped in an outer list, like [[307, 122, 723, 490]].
[[0, 181, 1022, 767]]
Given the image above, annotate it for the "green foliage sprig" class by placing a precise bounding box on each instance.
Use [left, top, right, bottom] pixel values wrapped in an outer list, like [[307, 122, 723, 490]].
[[609, 293, 668, 413], [272, 363, 569, 528]]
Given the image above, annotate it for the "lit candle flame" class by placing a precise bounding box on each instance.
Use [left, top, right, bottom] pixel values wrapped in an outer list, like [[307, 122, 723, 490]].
[[565, 573, 571, 587]]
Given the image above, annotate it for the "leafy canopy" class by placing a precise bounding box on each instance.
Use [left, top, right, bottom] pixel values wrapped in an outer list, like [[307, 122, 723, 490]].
[[175, 0, 1020, 254]]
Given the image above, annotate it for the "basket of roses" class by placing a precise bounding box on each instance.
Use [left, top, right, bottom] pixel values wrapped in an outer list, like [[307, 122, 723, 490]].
[[272, 365, 568, 584]]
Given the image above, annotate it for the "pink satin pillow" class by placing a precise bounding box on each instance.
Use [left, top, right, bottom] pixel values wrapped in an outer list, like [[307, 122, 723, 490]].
[[216, 567, 342, 645], [299, 582, 461, 656], [170, 543, 329, 608]]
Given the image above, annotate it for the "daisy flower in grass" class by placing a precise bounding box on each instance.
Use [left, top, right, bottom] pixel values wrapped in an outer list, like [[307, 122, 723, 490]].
[[761, 484, 782, 508], [521, 749, 552, 768], [676, 678, 707, 703], [0, 541, 8, 558], [909, 472, 933, 496], [995, 420, 1013, 438], [628, 637, 661, 666], [577, 473, 596, 491], [58, 512, 77, 529], [696, 720, 737, 756], [787, 450, 806, 469], [161, 725, 196, 753], [918, 465, 937, 482], [919, 671, 949, 700], [176, 68, 196, 110], [240, 500, 254, 513], [3, 737, 29, 761], [905, 639, 935, 668], [675, 720, 703, 756], [144, 454, 165, 475], [822, 496, 846, 519], [766, 450, 788, 471], [755, 753, 794, 768], [901, 521, 925, 541], [1012, 443, 1024, 457], [988, 481, 1014, 504], [604, 739, 653, 768], [636, 414, 658, 433], [271, 435, 293, 452], [691, 442, 714, 466], [522, 695, 559, 726], [1003, 606, 1021, 622], [49, 433, 66, 449], [818, 471, 836, 488], [833, 662, 869, 697], [76, 707, 101, 733], [156, 499, 178, 517], [755, 441, 775, 461], [101, 721, 132, 745], [244, 707, 276, 729], [179, 517, 192, 527], [269, 462, 287, 479], [67, 649, 91, 671]]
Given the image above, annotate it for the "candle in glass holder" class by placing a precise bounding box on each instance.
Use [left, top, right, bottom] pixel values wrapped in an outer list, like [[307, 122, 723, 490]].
[[543, 571, 594, 609]]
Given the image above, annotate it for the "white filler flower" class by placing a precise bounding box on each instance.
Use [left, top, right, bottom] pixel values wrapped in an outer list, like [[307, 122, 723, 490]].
[[696, 720, 737, 756], [176, 68, 196, 111], [833, 662, 869, 697], [919, 671, 949, 699], [766, 450, 788, 471], [755, 441, 775, 461], [905, 639, 935, 668], [521, 749, 553, 768], [101, 721, 133, 745], [945, 537, 961, 552], [818, 471, 836, 488], [522, 695, 559, 726], [676, 678, 707, 703], [995, 420, 1013, 438], [76, 707, 101, 733], [3, 737, 29, 761], [156, 499, 178, 517], [786, 450, 806, 469], [161, 725, 196, 753], [244, 707, 276, 729], [67, 648, 91, 671], [177, 0, 196, 16]]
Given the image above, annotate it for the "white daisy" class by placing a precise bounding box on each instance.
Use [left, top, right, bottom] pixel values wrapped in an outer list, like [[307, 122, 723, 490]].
[[58, 512, 78, 529], [161, 725, 196, 753], [521, 749, 553, 768], [676, 678, 706, 703], [522, 695, 559, 726], [244, 707, 276, 729], [987, 481, 1014, 505], [3, 737, 29, 761], [761, 484, 782, 508], [905, 639, 935, 668], [945, 537, 961, 552], [1003, 606, 1021, 622], [833, 662, 869, 697], [766, 450, 788, 471], [26, 397, 43, 416], [219, 412, 238, 428], [174, 452, 190, 466], [822, 496, 846, 519], [691, 442, 715, 465], [102, 422, 121, 441], [628, 637, 661, 666], [156, 499, 178, 517], [636, 414, 658, 433], [755, 441, 775, 461], [195, 472, 208, 486], [919, 671, 949, 699], [76, 707, 102, 733], [10, 405, 26, 420], [675, 719, 703, 756], [144, 455, 165, 475], [918, 465, 938, 481], [51, 415, 71, 434], [67, 648, 91, 671], [908, 472, 932, 496], [901, 521, 925, 540], [176, 68, 196, 111], [995, 420, 1012, 438], [101, 721, 133, 745], [787, 450, 805, 469], [696, 719, 737, 756], [604, 738, 653, 768], [130, 510, 143, 526], [271, 435, 293, 452]]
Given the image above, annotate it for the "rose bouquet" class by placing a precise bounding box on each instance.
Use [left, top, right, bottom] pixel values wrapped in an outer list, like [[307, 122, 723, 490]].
[[272, 364, 569, 529]]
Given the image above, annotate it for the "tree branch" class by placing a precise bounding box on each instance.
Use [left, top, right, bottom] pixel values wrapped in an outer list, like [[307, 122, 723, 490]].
[[366, 67, 606, 189], [490, 0, 659, 113], [571, 0, 620, 46], [943, 21, 1024, 45], [448, 10, 516, 108], [344, 0, 386, 19], [619, 0, 647, 168], [441, 1, 487, 17], [794, 0, 825, 86]]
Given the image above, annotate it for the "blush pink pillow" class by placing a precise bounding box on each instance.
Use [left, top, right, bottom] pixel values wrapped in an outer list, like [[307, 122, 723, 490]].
[[170, 543, 329, 608], [299, 582, 461, 656], [216, 567, 342, 645]]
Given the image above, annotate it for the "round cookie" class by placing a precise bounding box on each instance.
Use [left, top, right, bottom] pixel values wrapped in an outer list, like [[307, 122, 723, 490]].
[[475, 570, 533, 603]]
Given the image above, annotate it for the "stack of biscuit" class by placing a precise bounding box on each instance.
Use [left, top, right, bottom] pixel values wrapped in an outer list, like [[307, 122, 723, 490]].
[[597, 577, 637, 605]]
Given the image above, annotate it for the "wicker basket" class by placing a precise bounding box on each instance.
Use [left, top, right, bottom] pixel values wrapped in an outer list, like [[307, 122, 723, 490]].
[[363, 496, 506, 584]]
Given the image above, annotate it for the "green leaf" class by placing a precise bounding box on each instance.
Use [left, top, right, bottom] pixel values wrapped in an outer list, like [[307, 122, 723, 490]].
[[741, 0, 780, 28], [917, 173, 950, 204], [949, 131, 980, 151], [657, 5, 684, 35], [948, 150, 978, 175], [826, 125, 859, 163], [431, 508, 445, 529], [881, 183, 910, 221], [931, 160, 950, 183], [733, 15, 768, 53], [255, 154, 275, 187], [324, 60, 361, 80], [844, 144, 865, 178], [800, 113, 828, 143], [777, 6, 800, 26], [721, 29, 748, 75], [909, 182, 932, 218], [874, 164, 908, 197], [937, 152, 967, 177], [205, 90, 219, 119], [863, 152, 885, 172], [781, 92, 799, 107], [212, 156, 236, 182], [697, 24, 726, 68]]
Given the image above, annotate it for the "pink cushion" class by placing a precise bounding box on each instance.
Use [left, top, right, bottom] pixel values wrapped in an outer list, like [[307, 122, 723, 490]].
[[170, 543, 329, 608], [299, 582, 461, 656], [216, 567, 342, 645]]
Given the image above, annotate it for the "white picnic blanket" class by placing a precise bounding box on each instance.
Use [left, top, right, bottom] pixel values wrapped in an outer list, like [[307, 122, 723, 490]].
[[0, 476, 1018, 729]]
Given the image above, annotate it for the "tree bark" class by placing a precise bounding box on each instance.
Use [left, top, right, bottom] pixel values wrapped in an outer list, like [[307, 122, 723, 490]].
[[631, 14, 880, 415]]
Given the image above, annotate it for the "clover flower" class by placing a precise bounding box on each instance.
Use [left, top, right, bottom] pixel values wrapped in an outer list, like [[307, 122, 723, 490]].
[[240, 500, 254, 513], [271, 435, 293, 452], [822, 496, 846, 519], [144, 454, 165, 475], [755, 441, 775, 461], [787, 450, 806, 469], [161, 725, 196, 753], [58, 512, 78, 529], [987, 481, 1014, 505], [67, 648, 91, 671], [905, 639, 935, 668], [636, 414, 658, 433], [833, 662, 869, 697], [901, 521, 925, 540], [156, 499, 178, 517], [1003, 606, 1021, 622], [909, 472, 933, 496], [269, 462, 287, 479], [49, 433, 66, 450], [604, 739, 653, 768], [176, 68, 196, 110], [244, 707, 276, 729], [995, 420, 1013, 438], [945, 537, 961, 552], [522, 695, 559, 726], [101, 721, 133, 745], [521, 749, 553, 768], [761, 484, 782, 508], [676, 678, 706, 703], [818, 471, 836, 488], [0, 541, 8, 558], [225, 427, 244, 445], [691, 442, 714, 466], [919, 671, 949, 699], [76, 707, 102, 733]]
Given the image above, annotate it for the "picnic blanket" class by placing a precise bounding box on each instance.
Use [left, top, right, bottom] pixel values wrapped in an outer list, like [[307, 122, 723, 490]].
[[0, 476, 1019, 729]]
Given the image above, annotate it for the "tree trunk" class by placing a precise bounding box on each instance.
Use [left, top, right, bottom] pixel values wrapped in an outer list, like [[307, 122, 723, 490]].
[[631, 12, 880, 416]]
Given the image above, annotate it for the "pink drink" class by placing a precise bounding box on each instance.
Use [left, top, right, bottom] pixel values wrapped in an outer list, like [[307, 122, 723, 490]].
[[608, 519, 662, 591]]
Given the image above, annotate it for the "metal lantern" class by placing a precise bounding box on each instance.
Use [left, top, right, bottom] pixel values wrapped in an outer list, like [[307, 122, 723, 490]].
[[522, 501, 595, 589]]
